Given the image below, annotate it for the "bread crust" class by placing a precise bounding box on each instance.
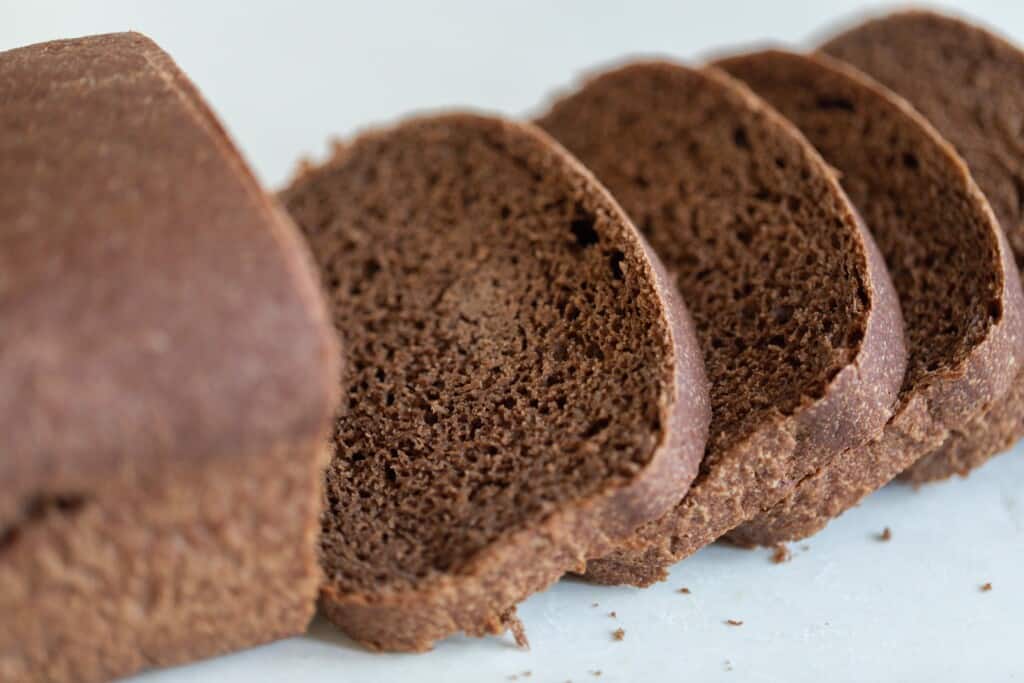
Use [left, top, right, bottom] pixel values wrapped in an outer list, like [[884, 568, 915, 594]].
[[537, 63, 906, 585], [0, 33, 340, 680], [821, 10, 1024, 483], [715, 50, 1024, 545], [289, 114, 711, 650]]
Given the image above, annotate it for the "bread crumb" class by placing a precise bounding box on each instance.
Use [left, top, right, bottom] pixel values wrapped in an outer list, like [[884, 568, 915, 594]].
[[877, 527, 892, 542], [981, 582, 993, 592], [771, 545, 791, 563], [502, 610, 529, 649], [589, 670, 603, 677], [522, 672, 532, 679], [612, 627, 625, 641], [677, 587, 691, 594], [608, 611, 617, 618], [725, 619, 744, 627]]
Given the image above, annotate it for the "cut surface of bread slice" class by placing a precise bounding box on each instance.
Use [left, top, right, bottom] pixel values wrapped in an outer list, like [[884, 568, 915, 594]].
[[280, 113, 711, 650], [822, 10, 1024, 483], [536, 62, 906, 586], [715, 49, 1024, 545], [0, 33, 339, 683]]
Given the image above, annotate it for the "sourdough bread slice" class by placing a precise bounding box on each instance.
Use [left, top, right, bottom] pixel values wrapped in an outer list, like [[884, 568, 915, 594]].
[[822, 10, 1024, 483], [715, 50, 1024, 545], [0, 34, 340, 683], [280, 113, 710, 650], [536, 62, 905, 586]]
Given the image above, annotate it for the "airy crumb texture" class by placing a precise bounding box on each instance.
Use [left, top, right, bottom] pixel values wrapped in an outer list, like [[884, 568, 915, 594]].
[[717, 48, 1022, 546], [538, 61, 904, 585], [822, 10, 1024, 482], [282, 113, 710, 650]]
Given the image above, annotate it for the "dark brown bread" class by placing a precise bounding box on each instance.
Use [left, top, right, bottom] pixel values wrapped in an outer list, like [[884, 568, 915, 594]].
[[536, 62, 906, 585], [822, 10, 1024, 483], [0, 34, 340, 683], [715, 50, 1024, 545], [280, 113, 710, 650]]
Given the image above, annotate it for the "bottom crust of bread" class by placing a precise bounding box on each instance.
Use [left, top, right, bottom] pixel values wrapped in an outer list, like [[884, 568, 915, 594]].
[[0, 443, 327, 683], [902, 371, 1024, 484]]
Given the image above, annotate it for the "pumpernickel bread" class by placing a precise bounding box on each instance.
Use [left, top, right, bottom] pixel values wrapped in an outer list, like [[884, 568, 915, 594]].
[[536, 62, 906, 586], [0, 34, 340, 682], [280, 113, 710, 650], [822, 10, 1024, 483], [715, 50, 1024, 545]]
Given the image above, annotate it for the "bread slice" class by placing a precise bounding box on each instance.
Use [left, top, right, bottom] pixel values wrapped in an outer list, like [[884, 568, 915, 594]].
[[0, 34, 340, 682], [822, 10, 1024, 483], [715, 50, 1024, 545], [536, 62, 906, 586], [280, 113, 711, 650]]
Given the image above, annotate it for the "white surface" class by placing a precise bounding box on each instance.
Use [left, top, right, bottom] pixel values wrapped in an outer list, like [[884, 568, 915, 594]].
[[4, 1, 1024, 681]]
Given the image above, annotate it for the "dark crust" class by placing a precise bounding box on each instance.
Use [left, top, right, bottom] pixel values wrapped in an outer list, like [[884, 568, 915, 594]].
[[818, 10, 1024, 483], [537, 63, 906, 586], [298, 113, 711, 650], [0, 32, 341, 524], [0, 33, 340, 680], [716, 50, 1024, 545]]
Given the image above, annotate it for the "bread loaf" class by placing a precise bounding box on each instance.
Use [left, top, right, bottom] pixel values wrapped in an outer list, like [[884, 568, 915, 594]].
[[281, 113, 710, 649], [537, 62, 906, 585], [822, 10, 1024, 482], [0, 33, 340, 683], [716, 49, 1023, 544]]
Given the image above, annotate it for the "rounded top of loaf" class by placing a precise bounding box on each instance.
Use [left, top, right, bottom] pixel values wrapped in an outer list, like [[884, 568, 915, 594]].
[[0, 33, 340, 504]]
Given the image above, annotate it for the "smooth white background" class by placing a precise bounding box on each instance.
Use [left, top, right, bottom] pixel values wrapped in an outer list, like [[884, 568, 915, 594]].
[[4, 2, 1023, 681]]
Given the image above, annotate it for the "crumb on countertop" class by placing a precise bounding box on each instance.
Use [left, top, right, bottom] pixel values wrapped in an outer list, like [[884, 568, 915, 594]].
[[771, 545, 791, 564], [589, 670, 602, 677], [878, 527, 892, 542], [981, 582, 993, 592], [608, 611, 617, 618], [677, 587, 691, 594], [612, 628, 625, 641], [725, 619, 744, 627]]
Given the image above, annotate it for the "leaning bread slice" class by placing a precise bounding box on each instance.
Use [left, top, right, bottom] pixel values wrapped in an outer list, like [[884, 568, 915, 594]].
[[821, 10, 1024, 483], [536, 62, 905, 586], [280, 113, 710, 650], [715, 50, 1024, 545]]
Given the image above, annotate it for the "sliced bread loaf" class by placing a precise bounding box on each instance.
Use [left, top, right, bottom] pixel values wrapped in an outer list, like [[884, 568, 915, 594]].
[[822, 10, 1024, 483], [715, 50, 1024, 545], [0, 34, 340, 683], [536, 62, 906, 585], [280, 113, 710, 650]]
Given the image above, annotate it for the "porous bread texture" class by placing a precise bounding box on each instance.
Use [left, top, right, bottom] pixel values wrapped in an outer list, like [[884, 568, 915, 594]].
[[536, 62, 905, 586], [0, 33, 339, 682], [822, 10, 1024, 483], [716, 49, 1023, 545], [281, 113, 710, 650]]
